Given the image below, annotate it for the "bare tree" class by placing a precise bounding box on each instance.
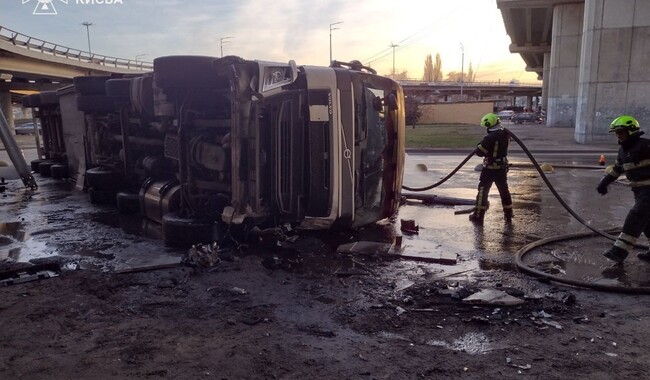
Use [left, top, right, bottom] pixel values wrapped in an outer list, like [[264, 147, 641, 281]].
[[433, 53, 443, 81], [386, 70, 409, 80], [466, 62, 476, 82], [446, 71, 462, 82], [423, 54, 434, 81]]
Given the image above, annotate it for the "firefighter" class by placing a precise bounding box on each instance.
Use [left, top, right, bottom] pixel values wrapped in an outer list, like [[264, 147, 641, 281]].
[[469, 112, 513, 224], [598, 115, 650, 263]]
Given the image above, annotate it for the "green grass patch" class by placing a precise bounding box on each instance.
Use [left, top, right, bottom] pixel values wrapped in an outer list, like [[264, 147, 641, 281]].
[[405, 124, 484, 149]]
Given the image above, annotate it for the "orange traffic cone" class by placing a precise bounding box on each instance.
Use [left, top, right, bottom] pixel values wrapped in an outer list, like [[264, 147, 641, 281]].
[[599, 155, 606, 166]]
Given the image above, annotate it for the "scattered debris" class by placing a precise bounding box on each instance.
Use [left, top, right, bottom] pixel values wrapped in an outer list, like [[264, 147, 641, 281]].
[[539, 319, 563, 330], [462, 289, 525, 306], [188, 242, 221, 268], [401, 193, 475, 206], [454, 205, 475, 215], [400, 219, 419, 234], [337, 240, 457, 265], [394, 279, 415, 292], [230, 287, 248, 295], [0, 262, 60, 286]]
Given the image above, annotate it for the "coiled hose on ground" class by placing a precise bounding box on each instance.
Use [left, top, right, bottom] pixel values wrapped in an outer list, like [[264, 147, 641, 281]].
[[403, 128, 650, 293]]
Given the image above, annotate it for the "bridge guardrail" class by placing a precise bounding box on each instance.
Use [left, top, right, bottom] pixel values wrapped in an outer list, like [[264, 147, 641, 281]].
[[0, 25, 153, 71], [397, 79, 541, 87]]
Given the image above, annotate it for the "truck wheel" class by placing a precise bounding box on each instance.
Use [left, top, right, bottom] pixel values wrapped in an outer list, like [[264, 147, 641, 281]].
[[86, 167, 122, 190], [116, 191, 140, 214], [76, 95, 116, 114], [73, 76, 111, 95], [153, 56, 221, 89], [106, 78, 132, 99], [50, 164, 69, 179], [162, 211, 214, 247], [38, 161, 54, 177], [131, 75, 155, 117], [30, 159, 43, 172]]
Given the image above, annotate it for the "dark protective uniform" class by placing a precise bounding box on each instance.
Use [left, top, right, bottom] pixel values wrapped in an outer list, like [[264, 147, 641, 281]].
[[472, 126, 513, 221], [598, 132, 650, 260]]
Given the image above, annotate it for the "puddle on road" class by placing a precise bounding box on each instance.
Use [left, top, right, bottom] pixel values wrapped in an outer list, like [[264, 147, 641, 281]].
[[523, 238, 650, 288]]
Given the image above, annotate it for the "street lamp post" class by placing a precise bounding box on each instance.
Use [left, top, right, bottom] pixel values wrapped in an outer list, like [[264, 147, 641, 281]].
[[460, 42, 464, 101], [220, 37, 234, 58], [390, 43, 399, 78], [329, 22, 342, 65], [82, 21, 93, 56]]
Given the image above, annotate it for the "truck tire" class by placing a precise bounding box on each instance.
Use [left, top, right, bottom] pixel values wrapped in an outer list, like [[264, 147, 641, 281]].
[[162, 211, 214, 247], [38, 161, 54, 177], [86, 167, 122, 190], [76, 94, 116, 114], [106, 78, 132, 99], [153, 56, 221, 89], [130, 75, 155, 117], [116, 191, 140, 214], [30, 159, 43, 172], [73, 76, 111, 95], [50, 164, 69, 179]]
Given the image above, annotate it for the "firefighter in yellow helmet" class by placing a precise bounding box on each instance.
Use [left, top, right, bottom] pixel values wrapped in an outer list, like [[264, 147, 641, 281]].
[[598, 115, 650, 263], [468, 112, 513, 224]]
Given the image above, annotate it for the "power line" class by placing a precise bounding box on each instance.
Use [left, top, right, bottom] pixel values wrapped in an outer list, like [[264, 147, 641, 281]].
[[363, 7, 463, 66]]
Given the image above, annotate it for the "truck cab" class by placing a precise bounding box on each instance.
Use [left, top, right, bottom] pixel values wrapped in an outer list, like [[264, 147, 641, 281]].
[[29, 56, 405, 246]]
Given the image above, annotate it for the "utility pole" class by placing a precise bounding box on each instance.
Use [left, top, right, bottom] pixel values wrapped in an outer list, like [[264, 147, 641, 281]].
[[390, 43, 399, 78], [220, 36, 234, 57], [460, 42, 465, 101], [329, 22, 342, 65], [82, 22, 93, 56]]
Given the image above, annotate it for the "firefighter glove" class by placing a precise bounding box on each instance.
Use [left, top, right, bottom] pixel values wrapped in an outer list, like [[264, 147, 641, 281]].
[[597, 175, 615, 195]]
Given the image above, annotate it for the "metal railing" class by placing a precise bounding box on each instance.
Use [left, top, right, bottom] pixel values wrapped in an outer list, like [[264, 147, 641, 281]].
[[397, 79, 541, 87], [0, 24, 153, 71]]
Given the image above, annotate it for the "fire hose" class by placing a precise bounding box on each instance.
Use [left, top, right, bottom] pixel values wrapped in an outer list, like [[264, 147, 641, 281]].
[[402, 128, 650, 294]]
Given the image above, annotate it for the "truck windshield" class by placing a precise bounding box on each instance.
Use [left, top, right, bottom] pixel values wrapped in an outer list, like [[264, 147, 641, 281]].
[[355, 85, 389, 224]]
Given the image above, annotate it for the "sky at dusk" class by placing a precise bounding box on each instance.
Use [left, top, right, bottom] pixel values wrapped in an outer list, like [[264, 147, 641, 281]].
[[1, 0, 540, 83]]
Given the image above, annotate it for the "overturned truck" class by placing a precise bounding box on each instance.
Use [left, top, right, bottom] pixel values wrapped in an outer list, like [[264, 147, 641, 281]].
[[24, 56, 406, 247]]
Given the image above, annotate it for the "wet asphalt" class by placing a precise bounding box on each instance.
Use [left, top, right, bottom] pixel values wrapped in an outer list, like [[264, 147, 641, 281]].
[[1, 125, 647, 289]]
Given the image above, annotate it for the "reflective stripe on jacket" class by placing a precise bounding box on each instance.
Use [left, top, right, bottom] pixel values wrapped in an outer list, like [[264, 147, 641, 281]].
[[476, 127, 510, 169], [605, 135, 650, 188]]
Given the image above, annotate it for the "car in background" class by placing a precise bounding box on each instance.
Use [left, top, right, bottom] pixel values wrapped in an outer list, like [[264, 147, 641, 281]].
[[512, 112, 543, 124], [497, 110, 515, 121], [14, 121, 41, 135]]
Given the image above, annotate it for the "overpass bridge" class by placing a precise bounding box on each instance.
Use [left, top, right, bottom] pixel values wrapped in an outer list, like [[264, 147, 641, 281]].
[[0, 24, 151, 127], [398, 79, 542, 110], [497, 0, 650, 143]]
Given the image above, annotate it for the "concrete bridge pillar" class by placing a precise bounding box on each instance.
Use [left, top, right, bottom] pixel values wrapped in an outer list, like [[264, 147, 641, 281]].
[[541, 53, 550, 112], [576, 0, 650, 143], [547, 3, 584, 129], [0, 90, 13, 131]]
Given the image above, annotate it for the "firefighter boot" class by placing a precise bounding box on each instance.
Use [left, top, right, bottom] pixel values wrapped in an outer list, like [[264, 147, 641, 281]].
[[637, 250, 650, 262], [602, 246, 628, 264], [504, 209, 513, 223], [469, 211, 484, 224]]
